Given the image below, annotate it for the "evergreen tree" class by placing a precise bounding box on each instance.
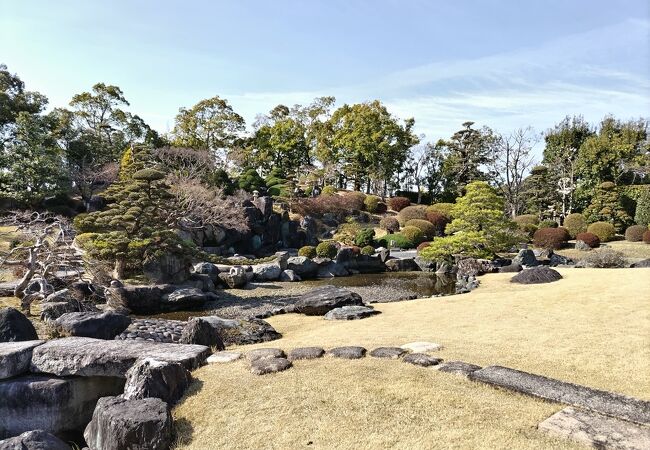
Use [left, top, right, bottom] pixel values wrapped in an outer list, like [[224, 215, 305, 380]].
[[583, 182, 632, 232], [634, 189, 650, 227]]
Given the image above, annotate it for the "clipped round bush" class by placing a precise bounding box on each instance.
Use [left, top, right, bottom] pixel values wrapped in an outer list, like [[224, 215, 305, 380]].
[[388, 196, 411, 212], [425, 211, 451, 236], [376, 233, 414, 249], [364, 195, 382, 213], [538, 220, 558, 228], [398, 205, 427, 225], [533, 227, 570, 249], [405, 219, 436, 239], [401, 225, 425, 245], [298, 246, 317, 258], [354, 228, 375, 247], [643, 230, 650, 244], [563, 213, 587, 238], [316, 241, 338, 258], [379, 216, 400, 233], [520, 223, 538, 238], [427, 203, 454, 218], [513, 214, 539, 227], [587, 221, 616, 242], [321, 185, 337, 196], [342, 191, 366, 210], [575, 232, 600, 249], [625, 224, 648, 242], [360, 245, 375, 256], [416, 241, 432, 253]]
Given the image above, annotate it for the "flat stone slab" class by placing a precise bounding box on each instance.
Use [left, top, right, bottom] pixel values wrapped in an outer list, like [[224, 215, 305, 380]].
[[538, 406, 650, 450], [324, 305, 380, 320], [0, 430, 70, 450], [207, 351, 242, 363], [0, 340, 44, 380], [400, 341, 444, 353], [402, 353, 443, 367], [294, 285, 364, 316], [470, 366, 650, 425], [435, 361, 482, 377], [288, 347, 325, 361], [30, 337, 210, 378], [328, 346, 366, 359], [247, 348, 286, 361], [369, 347, 406, 359], [250, 357, 292, 375]]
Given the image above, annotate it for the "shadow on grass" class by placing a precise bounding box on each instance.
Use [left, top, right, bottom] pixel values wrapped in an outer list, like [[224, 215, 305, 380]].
[[173, 378, 204, 448]]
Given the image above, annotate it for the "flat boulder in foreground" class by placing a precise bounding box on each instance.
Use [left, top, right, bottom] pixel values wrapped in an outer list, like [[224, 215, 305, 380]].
[[510, 266, 562, 284], [470, 366, 650, 425], [30, 337, 210, 378], [0, 340, 44, 380], [294, 285, 364, 316]]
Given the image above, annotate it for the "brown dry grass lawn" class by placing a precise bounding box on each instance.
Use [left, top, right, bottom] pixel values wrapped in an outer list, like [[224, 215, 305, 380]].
[[173, 268, 650, 449], [557, 239, 650, 262]]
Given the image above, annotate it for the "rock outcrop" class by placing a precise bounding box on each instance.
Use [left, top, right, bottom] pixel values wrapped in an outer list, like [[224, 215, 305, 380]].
[[0, 340, 44, 380], [53, 311, 131, 340], [0, 308, 38, 342], [294, 286, 364, 316], [123, 358, 191, 406]]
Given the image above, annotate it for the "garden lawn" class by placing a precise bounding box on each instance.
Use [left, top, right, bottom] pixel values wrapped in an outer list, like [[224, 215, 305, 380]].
[[557, 239, 650, 262], [173, 268, 650, 449]]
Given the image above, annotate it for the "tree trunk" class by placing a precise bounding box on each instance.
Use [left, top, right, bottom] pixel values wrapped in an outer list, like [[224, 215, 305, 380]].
[[113, 256, 126, 280]]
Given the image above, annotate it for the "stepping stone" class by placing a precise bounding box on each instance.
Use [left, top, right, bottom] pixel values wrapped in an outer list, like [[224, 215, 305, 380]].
[[250, 357, 292, 375], [538, 406, 650, 450], [403, 353, 442, 367], [324, 306, 380, 320], [435, 361, 482, 377], [369, 347, 406, 359], [0, 340, 44, 380], [207, 351, 242, 363], [288, 347, 325, 361], [400, 341, 444, 353], [247, 348, 286, 362], [328, 346, 366, 359], [470, 366, 650, 425]]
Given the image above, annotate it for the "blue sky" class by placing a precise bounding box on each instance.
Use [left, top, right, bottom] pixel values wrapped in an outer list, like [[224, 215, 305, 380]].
[[2, 0, 649, 146]]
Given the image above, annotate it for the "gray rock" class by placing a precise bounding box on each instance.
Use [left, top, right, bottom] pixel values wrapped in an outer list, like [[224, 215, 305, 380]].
[[280, 269, 301, 282], [106, 284, 176, 315], [161, 288, 210, 310], [123, 358, 191, 405], [513, 249, 539, 267], [179, 317, 225, 349], [0, 340, 44, 380], [435, 361, 482, 377], [549, 253, 574, 267], [511, 266, 562, 284], [53, 311, 131, 340], [39, 301, 78, 322], [435, 261, 452, 274], [193, 261, 220, 277], [414, 256, 436, 272], [287, 347, 325, 361], [385, 258, 421, 272], [250, 357, 292, 375], [328, 346, 366, 359], [498, 263, 522, 273], [630, 259, 650, 268], [317, 261, 349, 278], [538, 406, 650, 450], [469, 366, 650, 425], [294, 285, 364, 316], [324, 305, 380, 320], [402, 353, 443, 367], [369, 347, 406, 359], [207, 351, 242, 363], [0, 430, 70, 450], [286, 256, 319, 279], [400, 342, 443, 352], [252, 262, 282, 281], [31, 337, 210, 378], [143, 252, 190, 284], [575, 240, 593, 251], [376, 247, 390, 263], [0, 375, 124, 439], [84, 396, 171, 450], [218, 268, 248, 288], [214, 318, 281, 346], [248, 348, 285, 361], [0, 308, 38, 342]]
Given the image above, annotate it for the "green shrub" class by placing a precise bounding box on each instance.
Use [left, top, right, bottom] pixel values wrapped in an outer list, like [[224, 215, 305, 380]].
[[538, 220, 558, 228], [334, 222, 363, 245], [376, 233, 414, 249], [321, 185, 337, 196], [587, 221, 616, 242], [584, 181, 632, 232], [388, 197, 411, 212], [563, 213, 587, 238], [427, 203, 454, 218], [316, 241, 338, 258], [379, 216, 400, 233], [360, 245, 375, 256], [644, 230, 650, 244], [576, 232, 600, 248], [520, 223, 538, 238], [634, 189, 650, 227], [533, 227, 570, 249], [625, 224, 647, 242], [513, 214, 539, 227], [363, 195, 381, 213], [354, 228, 375, 247], [298, 246, 317, 258], [578, 248, 625, 268], [405, 219, 436, 239], [398, 205, 427, 225], [419, 231, 491, 261], [401, 225, 425, 245]]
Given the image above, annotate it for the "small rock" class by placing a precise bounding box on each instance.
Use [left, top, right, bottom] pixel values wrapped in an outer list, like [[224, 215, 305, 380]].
[[513, 249, 539, 267], [328, 346, 366, 359], [498, 263, 522, 273], [280, 269, 301, 282], [250, 357, 292, 375], [123, 358, 191, 405], [400, 342, 443, 353], [369, 347, 406, 359], [288, 347, 325, 361], [248, 348, 286, 361], [179, 317, 225, 350], [207, 351, 242, 363], [0, 307, 38, 342], [403, 353, 443, 367], [324, 305, 379, 320], [435, 361, 482, 377]]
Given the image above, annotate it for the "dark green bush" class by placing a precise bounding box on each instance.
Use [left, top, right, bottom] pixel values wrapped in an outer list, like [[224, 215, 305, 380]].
[[563, 213, 587, 238], [360, 245, 375, 256], [587, 221, 616, 242], [354, 228, 375, 247], [401, 225, 425, 245], [405, 219, 436, 239], [298, 245, 317, 258], [316, 241, 338, 258], [538, 220, 558, 228], [625, 224, 648, 242], [376, 233, 414, 249]]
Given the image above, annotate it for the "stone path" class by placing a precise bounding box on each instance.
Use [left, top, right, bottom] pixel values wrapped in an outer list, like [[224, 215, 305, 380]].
[[115, 318, 185, 343]]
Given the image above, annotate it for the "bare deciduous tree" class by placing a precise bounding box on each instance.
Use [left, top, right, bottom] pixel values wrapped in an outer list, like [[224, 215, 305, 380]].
[[156, 146, 216, 180], [70, 160, 119, 206]]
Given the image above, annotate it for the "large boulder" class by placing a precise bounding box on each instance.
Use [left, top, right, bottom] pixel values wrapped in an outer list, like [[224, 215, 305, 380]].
[[193, 261, 220, 279], [385, 258, 420, 272], [106, 284, 176, 315], [204, 317, 281, 346], [286, 256, 319, 279], [142, 253, 190, 284], [218, 267, 248, 288], [252, 262, 282, 281], [84, 396, 172, 450], [316, 261, 349, 278], [179, 317, 225, 349], [294, 286, 364, 316], [0, 374, 124, 439], [161, 288, 213, 311], [511, 266, 562, 284], [53, 311, 131, 340], [0, 308, 38, 342], [512, 249, 539, 267], [123, 358, 191, 405], [0, 430, 70, 450], [30, 337, 210, 378], [280, 269, 300, 282], [0, 340, 44, 380]]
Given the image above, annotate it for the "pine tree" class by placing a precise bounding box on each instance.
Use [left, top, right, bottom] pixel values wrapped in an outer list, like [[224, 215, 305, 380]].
[[583, 182, 632, 232]]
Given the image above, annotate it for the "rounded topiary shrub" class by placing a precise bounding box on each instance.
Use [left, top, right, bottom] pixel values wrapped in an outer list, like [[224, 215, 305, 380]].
[[316, 241, 338, 258], [563, 213, 587, 238], [360, 245, 375, 256], [520, 223, 538, 238], [405, 219, 436, 239], [587, 221, 616, 242], [298, 245, 317, 258], [401, 225, 425, 245], [379, 216, 400, 233], [321, 185, 337, 196], [427, 203, 454, 218], [398, 205, 427, 225], [533, 227, 570, 249], [625, 224, 648, 242], [576, 232, 600, 249], [513, 214, 539, 227], [643, 229, 650, 244], [388, 196, 411, 212], [364, 195, 382, 213], [416, 241, 432, 253], [354, 228, 375, 247], [538, 220, 558, 228], [376, 233, 414, 249], [425, 211, 451, 236], [343, 191, 366, 211]]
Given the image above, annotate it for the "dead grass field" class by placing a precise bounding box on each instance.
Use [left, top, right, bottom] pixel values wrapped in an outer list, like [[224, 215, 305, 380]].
[[557, 239, 650, 262], [173, 268, 650, 449]]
